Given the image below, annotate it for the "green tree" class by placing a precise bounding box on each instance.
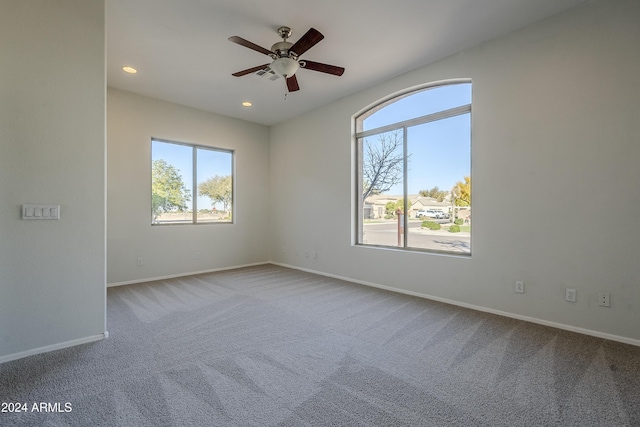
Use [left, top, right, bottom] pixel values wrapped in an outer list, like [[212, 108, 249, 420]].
[[152, 159, 191, 222], [198, 175, 232, 217], [385, 201, 397, 215], [419, 186, 446, 202], [384, 199, 405, 216]]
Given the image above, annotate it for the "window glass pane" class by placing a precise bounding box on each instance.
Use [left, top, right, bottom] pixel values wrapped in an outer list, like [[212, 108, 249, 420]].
[[196, 148, 233, 223], [363, 83, 471, 131], [356, 81, 472, 255], [151, 141, 192, 224], [406, 113, 471, 253], [151, 139, 233, 225], [360, 129, 405, 247]]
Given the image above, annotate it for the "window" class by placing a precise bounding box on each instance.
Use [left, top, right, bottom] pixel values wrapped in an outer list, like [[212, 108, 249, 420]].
[[355, 81, 471, 255], [151, 139, 233, 225]]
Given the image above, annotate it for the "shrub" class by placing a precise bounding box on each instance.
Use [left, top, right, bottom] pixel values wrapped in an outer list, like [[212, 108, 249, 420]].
[[454, 218, 464, 226], [422, 221, 441, 230], [449, 224, 461, 233]]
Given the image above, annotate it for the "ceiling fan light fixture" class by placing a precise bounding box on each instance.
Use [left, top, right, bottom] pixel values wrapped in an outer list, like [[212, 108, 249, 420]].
[[270, 57, 299, 78]]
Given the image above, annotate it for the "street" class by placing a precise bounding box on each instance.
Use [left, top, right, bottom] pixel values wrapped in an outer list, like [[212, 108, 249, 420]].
[[362, 220, 470, 254]]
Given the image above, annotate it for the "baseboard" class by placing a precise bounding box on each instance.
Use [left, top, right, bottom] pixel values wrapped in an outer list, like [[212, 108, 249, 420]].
[[0, 332, 107, 364], [271, 262, 640, 348], [107, 261, 270, 287]]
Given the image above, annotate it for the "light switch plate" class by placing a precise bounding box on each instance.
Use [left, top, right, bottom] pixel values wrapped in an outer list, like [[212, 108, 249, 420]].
[[22, 204, 60, 220]]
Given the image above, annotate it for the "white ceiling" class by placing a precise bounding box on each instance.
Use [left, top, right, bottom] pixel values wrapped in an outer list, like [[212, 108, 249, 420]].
[[106, 0, 589, 126]]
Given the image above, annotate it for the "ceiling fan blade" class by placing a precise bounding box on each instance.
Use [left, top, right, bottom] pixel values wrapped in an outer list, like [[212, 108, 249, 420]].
[[228, 36, 274, 56], [301, 60, 345, 76], [286, 74, 300, 92], [231, 64, 270, 77], [289, 28, 324, 56]]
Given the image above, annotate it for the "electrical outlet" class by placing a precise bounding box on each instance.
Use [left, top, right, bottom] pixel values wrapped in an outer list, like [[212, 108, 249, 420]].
[[515, 281, 524, 293], [598, 292, 610, 307], [137, 258, 143, 266], [195, 252, 201, 259], [566, 288, 576, 302]]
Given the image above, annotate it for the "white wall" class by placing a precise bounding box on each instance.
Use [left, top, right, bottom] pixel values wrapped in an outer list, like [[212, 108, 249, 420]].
[[269, 0, 640, 343], [2, 0, 637, 363], [107, 89, 270, 285], [0, 0, 106, 361]]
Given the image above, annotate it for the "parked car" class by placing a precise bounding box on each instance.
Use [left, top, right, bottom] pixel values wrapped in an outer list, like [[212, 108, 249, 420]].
[[416, 209, 446, 219]]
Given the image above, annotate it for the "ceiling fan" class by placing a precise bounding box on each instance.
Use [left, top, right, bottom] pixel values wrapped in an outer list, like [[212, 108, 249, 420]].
[[228, 26, 345, 92]]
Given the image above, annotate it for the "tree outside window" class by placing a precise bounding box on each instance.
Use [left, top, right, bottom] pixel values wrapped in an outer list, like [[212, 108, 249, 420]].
[[151, 139, 233, 225]]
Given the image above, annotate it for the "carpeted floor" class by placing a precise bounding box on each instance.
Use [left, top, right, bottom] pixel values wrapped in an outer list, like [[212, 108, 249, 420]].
[[1, 264, 639, 426]]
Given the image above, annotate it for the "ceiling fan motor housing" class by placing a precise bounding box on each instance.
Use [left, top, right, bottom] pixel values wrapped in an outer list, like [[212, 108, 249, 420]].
[[271, 41, 295, 58]]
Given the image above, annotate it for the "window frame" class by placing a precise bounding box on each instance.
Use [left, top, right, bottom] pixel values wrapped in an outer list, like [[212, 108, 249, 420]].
[[354, 80, 472, 255], [151, 137, 235, 226]]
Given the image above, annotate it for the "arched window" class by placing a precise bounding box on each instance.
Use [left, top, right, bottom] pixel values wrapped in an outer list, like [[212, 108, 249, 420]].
[[355, 81, 471, 255]]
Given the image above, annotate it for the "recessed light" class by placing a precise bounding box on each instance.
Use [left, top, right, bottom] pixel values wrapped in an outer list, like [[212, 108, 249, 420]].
[[122, 66, 138, 74], [242, 101, 252, 107]]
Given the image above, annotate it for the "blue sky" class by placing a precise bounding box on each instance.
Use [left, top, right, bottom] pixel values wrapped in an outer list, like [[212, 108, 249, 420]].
[[363, 83, 471, 195], [152, 140, 232, 210]]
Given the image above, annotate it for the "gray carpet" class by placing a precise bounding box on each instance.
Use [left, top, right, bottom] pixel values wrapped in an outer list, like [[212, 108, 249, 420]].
[[1, 264, 639, 426]]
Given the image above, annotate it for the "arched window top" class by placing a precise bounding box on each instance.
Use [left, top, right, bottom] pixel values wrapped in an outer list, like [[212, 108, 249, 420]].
[[360, 82, 472, 132]]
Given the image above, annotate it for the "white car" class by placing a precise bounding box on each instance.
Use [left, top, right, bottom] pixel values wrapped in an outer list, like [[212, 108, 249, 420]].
[[416, 209, 446, 219]]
